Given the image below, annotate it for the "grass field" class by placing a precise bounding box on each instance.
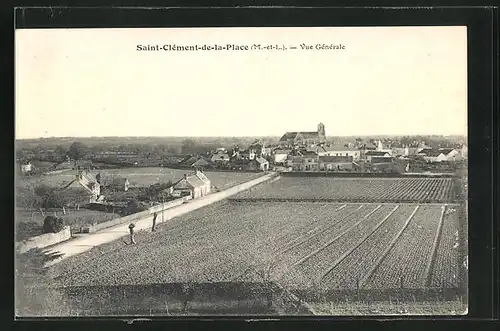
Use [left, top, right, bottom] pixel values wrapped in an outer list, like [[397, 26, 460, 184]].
[[16, 167, 263, 191]]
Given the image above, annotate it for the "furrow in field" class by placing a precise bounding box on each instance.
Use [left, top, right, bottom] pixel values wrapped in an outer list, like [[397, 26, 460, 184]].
[[363, 205, 442, 289], [282, 205, 391, 286], [277, 204, 363, 256], [224, 203, 351, 282], [358, 205, 420, 288], [276, 205, 389, 286], [320, 205, 412, 289], [430, 206, 461, 288]]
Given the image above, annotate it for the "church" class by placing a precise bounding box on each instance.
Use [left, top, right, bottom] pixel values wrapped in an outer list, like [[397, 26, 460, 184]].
[[279, 123, 327, 146]]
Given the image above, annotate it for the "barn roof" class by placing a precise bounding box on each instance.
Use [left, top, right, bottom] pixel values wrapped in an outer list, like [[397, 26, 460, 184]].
[[255, 157, 268, 164], [438, 148, 455, 155], [365, 151, 389, 156], [321, 145, 354, 152], [424, 150, 445, 157], [299, 150, 318, 157]]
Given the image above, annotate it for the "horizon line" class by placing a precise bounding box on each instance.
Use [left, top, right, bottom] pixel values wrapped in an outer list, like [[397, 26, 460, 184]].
[[16, 133, 468, 141]]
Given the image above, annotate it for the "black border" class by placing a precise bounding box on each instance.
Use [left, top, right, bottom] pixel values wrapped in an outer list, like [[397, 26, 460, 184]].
[[7, 4, 499, 330]]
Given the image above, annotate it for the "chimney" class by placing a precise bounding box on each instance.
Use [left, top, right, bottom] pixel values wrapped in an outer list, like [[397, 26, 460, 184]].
[[183, 174, 187, 180]]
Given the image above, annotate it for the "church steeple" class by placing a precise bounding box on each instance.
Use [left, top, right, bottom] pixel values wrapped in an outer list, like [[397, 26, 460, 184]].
[[317, 123, 325, 136]]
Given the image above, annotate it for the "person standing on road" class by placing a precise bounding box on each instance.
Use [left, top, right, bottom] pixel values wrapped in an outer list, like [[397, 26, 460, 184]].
[[129, 223, 136, 244], [152, 212, 158, 232]]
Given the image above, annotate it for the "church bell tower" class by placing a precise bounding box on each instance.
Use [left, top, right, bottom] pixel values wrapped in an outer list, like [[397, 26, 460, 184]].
[[317, 123, 326, 142]]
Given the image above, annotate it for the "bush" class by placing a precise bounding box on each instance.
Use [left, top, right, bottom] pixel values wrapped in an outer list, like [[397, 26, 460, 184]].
[[122, 199, 148, 216], [42, 216, 65, 234]]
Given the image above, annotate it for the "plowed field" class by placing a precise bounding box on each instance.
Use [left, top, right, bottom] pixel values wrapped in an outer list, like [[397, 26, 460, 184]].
[[50, 201, 463, 294], [232, 177, 456, 202]]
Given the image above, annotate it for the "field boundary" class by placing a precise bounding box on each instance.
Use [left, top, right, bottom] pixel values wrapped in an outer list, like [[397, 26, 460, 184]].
[[229, 198, 460, 204], [16, 226, 71, 254], [279, 172, 458, 178], [81, 197, 192, 233], [51, 282, 466, 316]]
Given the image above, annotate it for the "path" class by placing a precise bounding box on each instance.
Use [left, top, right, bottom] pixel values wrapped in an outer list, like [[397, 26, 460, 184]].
[[42, 172, 276, 267]]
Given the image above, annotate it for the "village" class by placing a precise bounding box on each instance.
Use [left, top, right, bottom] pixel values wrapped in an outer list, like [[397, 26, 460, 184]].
[[18, 123, 468, 177], [15, 123, 468, 241], [16, 123, 468, 208]]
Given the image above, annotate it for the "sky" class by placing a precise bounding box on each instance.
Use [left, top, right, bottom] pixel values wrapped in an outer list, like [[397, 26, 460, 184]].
[[15, 26, 467, 139]]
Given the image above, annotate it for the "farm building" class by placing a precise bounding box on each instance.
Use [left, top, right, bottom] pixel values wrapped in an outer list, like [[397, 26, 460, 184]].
[[365, 151, 391, 163], [286, 155, 304, 171], [254, 157, 269, 172], [57, 172, 101, 204], [318, 155, 353, 171], [247, 140, 270, 158], [438, 148, 463, 161], [287, 151, 319, 171], [211, 152, 230, 163], [76, 171, 101, 202], [191, 157, 212, 169], [421, 150, 448, 163], [312, 145, 361, 160], [273, 149, 291, 164], [171, 169, 211, 199], [20, 161, 33, 174], [279, 123, 326, 146], [179, 155, 199, 167]]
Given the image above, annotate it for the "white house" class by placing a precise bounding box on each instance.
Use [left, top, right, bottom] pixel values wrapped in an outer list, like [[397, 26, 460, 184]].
[[460, 144, 468, 158], [312, 145, 361, 161], [273, 149, 291, 163], [20, 162, 32, 174], [255, 157, 269, 171], [365, 151, 391, 163], [439, 148, 463, 161], [171, 170, 211, 199], [422, 150, 447, 163]]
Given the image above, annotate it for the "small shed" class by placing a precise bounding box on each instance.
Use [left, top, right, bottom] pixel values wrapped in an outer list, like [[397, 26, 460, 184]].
[[255, 157, 269, 171]]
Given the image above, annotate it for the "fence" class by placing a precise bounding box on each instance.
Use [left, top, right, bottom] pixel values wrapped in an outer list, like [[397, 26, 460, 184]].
[[16, 226, 71, 254], [81, 197, 192, 233]]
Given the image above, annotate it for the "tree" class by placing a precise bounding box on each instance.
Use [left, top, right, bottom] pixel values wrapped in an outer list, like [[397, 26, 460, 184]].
[[181, 139, 197, 154], [67, 142, 88, 166], [54, 145, 68, 162]]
